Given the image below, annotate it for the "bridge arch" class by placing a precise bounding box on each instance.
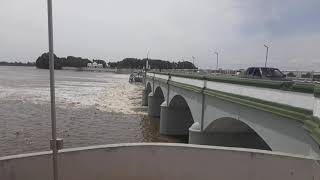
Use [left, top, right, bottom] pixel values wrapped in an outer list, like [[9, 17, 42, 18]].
[[154, 86, 165, 99], [203, 117, 271, 151], [160, 95, 194, 135]]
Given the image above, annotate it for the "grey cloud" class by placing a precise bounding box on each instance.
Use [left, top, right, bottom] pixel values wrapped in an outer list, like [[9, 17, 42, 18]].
[[0, 0, 319, 71]]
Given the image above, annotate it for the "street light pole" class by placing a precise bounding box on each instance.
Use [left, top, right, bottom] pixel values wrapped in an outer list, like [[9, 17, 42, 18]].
[[146, 50, 150, 70], [264, 44, 269, 67], [46, 0, 59, 180], [214, 52, 219, 71]]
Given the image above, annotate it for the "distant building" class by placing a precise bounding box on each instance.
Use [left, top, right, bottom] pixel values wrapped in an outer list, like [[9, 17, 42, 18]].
[[87, 62, 103, 68]]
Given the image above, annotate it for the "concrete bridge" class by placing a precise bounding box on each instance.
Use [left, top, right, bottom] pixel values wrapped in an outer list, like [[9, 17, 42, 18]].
[[143, 72, 320, 157]]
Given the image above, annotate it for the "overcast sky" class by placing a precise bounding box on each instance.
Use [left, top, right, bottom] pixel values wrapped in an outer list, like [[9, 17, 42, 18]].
[[1, 0, 320, 70]]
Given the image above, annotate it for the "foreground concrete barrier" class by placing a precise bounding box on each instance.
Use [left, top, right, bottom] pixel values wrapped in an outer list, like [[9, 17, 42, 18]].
[[0, 143, 319, 180]]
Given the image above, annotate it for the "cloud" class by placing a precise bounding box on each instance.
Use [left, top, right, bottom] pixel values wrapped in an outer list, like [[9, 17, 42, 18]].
[[237, 0, 320, 37], [0, 0, 319, 71]]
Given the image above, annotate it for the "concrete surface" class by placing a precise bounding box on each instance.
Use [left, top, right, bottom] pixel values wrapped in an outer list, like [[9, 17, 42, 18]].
[[0, 143, 319, 180]]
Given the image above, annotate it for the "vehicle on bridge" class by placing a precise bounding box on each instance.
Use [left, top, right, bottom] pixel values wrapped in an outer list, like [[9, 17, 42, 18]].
[[129, 71, 144, 83], [244, 67, 287, 80]]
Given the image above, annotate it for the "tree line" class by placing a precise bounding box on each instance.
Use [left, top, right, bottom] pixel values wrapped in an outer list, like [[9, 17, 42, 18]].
[[108, 58, 197, 69], [0, 61, 35, 66], [36, 53, 106, 69], [35, 53, 196, 70]]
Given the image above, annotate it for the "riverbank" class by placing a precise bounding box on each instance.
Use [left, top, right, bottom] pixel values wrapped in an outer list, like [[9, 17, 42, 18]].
[[62, 67, 142, 74]]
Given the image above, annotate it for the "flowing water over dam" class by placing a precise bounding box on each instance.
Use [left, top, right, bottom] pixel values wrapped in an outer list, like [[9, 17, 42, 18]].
[[0, 66, 186, 157]]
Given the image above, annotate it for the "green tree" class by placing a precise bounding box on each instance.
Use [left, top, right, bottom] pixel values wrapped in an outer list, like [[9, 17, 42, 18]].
[[36, 53, 63, 69]]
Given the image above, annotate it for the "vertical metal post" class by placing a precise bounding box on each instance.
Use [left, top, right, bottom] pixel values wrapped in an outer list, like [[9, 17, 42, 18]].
[[216, 53, 218, 70], [147, 50, 150, 70], [214, 52, 219, 72], [47, 0, 58, 180], [146, 59, 149, 71], [264, 44, 269, 67]]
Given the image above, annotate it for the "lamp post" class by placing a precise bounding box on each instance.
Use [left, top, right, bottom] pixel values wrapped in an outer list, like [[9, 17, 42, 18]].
[[46, 0, 59, 180], [214, 52, 219, 71], [264, 44, 269, 67], [146, 50, 150, 70]]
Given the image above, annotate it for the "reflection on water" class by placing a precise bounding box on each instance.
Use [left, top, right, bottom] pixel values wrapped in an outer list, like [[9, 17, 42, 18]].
[[0, 66, 186, 157]]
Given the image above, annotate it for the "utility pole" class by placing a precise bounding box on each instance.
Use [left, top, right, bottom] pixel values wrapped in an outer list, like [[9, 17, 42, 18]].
[[264, 44, 269, 67], [146, 50, 150, 70], [214, 52, 219, 71]]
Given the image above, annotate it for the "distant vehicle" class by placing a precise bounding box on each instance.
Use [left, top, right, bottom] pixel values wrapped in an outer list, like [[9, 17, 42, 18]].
[[129, 72, 144, 83], [244, 67, 287, 80]]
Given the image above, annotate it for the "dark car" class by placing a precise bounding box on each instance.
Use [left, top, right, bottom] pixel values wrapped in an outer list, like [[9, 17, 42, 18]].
[[244, 67, 287, 80]]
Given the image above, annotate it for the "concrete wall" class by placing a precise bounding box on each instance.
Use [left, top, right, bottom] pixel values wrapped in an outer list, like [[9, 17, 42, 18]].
[[0, 143, 319, 180], [205, 79, 314, 110]]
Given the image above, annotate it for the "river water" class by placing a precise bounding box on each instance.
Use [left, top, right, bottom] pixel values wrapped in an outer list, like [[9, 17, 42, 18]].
[[0, 66, 186, 157]]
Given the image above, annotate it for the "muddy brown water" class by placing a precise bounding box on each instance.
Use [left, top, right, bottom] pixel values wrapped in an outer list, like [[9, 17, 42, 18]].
[[0, 66, 187, 157]]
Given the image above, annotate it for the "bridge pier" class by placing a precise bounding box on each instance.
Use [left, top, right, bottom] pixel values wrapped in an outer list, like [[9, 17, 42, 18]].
[[148, 93, 164, 117], [160, 102, 193, 135], [142, 89, 148, 106]]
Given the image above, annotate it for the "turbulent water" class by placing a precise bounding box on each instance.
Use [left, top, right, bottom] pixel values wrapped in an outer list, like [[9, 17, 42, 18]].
[[0, 66, 186, 157]]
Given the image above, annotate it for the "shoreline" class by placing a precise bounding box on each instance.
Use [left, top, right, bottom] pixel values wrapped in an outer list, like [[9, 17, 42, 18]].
[[0, 65, 142, 74]]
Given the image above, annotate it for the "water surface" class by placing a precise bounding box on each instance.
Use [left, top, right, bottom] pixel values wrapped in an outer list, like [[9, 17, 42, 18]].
[[0, 66, 186, 157]]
